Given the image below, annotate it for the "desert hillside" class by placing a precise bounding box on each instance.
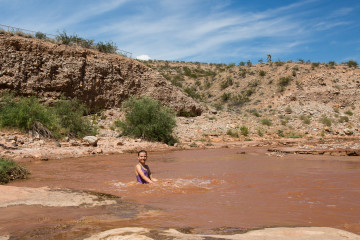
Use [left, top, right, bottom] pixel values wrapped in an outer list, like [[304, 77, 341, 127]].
[[141, 59, 359, 140], [0, 32, 359, 160], [0, 33, 203, 115]]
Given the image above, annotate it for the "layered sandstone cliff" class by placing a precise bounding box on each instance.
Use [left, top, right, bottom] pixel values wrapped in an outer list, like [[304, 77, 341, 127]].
[[0, 34, 204, 115]]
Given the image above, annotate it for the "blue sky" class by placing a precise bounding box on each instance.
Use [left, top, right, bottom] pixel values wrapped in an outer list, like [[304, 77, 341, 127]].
[[1, 0, 359, 64]]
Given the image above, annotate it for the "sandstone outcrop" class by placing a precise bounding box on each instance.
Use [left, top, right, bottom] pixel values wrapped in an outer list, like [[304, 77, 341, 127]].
[[0, 34, 204, 115]]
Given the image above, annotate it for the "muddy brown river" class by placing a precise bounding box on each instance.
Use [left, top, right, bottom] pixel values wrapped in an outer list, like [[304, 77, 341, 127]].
[[2, 147, 360, 239]]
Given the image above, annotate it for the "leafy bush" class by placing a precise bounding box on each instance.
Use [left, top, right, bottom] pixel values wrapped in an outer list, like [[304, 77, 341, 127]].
[[0, 94, 96, 138], [347, 60, 358, 68], [261, 118, 272, 126], [259, 70, 266, 76], [0, 94, 58, 133], [0, 158, 29, 184], [53, 98, 97, 138], [117, 97, 177, 145], [278, 76, 292, 91]]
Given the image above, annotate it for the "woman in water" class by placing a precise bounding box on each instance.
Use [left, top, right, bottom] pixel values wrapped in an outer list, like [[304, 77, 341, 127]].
[[135, 150, 156, 184]]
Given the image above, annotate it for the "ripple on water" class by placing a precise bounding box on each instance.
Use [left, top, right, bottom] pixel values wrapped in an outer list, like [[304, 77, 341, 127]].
[[111, 178, 225, 194]]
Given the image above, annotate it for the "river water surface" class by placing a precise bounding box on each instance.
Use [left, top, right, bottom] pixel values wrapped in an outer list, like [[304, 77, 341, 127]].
[[6, 147, 360, 237]]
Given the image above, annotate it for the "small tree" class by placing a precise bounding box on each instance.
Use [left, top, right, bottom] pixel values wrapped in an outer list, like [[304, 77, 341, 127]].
[[117, 97, 177, 145]]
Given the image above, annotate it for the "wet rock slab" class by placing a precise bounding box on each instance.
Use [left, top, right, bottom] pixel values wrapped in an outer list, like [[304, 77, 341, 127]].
[[84, 227, 360, 240]]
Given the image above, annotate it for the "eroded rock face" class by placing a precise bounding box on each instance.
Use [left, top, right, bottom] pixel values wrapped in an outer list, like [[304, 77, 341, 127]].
[[0, 35, 204, 115]]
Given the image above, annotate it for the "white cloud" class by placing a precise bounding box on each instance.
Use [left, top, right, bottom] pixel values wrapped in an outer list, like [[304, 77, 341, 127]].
[[136, 55, 151, 61]]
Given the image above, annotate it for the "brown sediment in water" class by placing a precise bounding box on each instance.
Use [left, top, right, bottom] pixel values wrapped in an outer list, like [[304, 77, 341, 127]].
[[1, 147, 360, 239]]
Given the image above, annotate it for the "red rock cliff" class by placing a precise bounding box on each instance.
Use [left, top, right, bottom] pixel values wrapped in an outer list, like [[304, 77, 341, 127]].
[[0, 34, 204, 115]]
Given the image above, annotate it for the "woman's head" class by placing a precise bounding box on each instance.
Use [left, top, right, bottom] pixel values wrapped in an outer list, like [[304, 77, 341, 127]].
[[137, 150, 147, 163], [138, 150, 147, 156]]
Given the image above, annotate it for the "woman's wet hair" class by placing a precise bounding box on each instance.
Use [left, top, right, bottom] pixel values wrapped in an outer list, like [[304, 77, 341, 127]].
[[138, 150, 147, 156]]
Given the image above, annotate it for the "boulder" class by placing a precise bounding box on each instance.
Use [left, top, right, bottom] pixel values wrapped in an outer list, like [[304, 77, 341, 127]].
[[83, 136, 98, 146]]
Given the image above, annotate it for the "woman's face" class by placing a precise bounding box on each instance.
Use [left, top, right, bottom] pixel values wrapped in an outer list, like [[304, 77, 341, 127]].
[[138, 152, 147, 164]]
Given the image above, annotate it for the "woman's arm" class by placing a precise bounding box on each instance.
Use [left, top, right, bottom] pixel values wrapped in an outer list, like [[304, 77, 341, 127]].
[[147, 166, 158, 182], [136, 165, 154, 184]]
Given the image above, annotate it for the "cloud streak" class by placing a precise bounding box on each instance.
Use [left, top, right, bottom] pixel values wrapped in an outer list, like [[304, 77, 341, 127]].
[[0, 0, 358, 63]]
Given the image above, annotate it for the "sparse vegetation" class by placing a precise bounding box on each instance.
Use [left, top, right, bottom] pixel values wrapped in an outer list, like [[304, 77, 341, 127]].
[[220, 76, 233, 89], [240, 126, 249, 136], [344, 110, 353, 116], [319, 115, 332, 127], [278, 76, 292, 91], [96, 41, 117, 53], [259, 70, 266, 77], [261, 118, 272, 126], [300, 115, 311, 125]]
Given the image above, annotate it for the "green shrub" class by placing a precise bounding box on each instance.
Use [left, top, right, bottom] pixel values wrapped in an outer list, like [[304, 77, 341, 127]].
[[56, 30, 73, 44], [0, 158, 29, 184], [319, 115, 332, 127], [0, 95, 58, 133], [275, 61, 284, 66], [257, 128, 264, 137], [277, 130, 285, 137], [35, 32, 47, 39], [226, 128, 238, 137], [261, 118, 272, 126], [311, 62, 320, 68], [53, 98, 97, 138], [221, 93, 231, 102], [300, 115, 311, 124], [96, 41, 117, 53], [259, 70, 266, 77], [338, 116, 349, 123], [344, 110, 353, 116], [221, 77, 233, 89], [230, 94, 250, 106], [240, 126, 249, 136], [278, 76, 292, 91], [347, 60, 358, 68], [0, 94, 96, 138], [278, 76, 292, 87], [184, 87, 201, 99], [117, 97, 177, 145], [328, 61, 336, 67]]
